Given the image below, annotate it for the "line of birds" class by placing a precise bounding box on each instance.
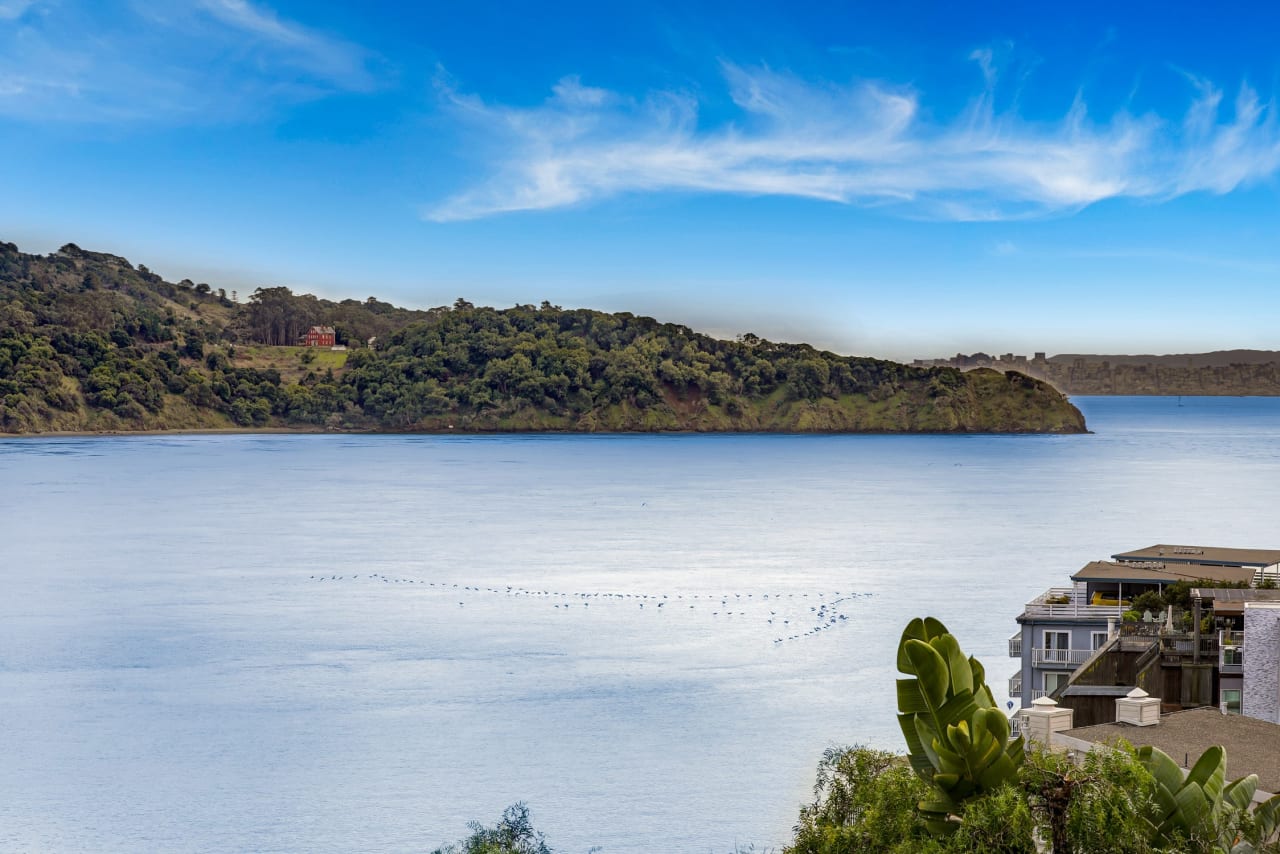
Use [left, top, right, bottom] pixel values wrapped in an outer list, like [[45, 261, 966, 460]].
[[306, 573, 870, 645]]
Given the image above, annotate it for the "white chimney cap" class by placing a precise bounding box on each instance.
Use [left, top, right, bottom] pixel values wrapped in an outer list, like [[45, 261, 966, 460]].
[[1032, 696, 1059, 707], [1126, 687, 1150, 699]]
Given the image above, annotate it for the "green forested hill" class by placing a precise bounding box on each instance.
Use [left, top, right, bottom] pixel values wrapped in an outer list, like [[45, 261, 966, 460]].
[[0, 241, 1085, 434]]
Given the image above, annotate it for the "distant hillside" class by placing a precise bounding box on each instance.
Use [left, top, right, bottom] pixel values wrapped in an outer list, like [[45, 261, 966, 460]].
[[921, 350, 1280, 395], [0, 240, 1086, 435], [1050, 350, 1280, 368], [1034, 356, 1280, 395]]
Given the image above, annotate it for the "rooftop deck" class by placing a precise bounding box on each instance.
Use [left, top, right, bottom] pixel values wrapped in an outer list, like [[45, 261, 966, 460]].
[[1021, 587, 1128, 620]]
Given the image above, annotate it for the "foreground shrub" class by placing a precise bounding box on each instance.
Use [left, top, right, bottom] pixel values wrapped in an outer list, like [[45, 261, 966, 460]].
[[430, 802, 552, 854], [786, 746, 1037, 854], [787, 745, 931, 854]]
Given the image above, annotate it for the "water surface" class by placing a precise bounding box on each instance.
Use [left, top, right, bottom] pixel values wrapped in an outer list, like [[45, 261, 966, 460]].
[[3, 396, 1279, 852]]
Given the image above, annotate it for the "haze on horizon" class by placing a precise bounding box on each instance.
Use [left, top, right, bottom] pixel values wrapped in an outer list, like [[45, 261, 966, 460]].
[[1, 1, 1278, 362]]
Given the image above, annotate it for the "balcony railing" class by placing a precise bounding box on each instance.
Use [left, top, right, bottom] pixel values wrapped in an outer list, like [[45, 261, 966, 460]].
[[1031, 689, 1048, 701], [1032, 647, 1092, 667], [1009, 672, 1022, 697], [1220, 628, 1244, 647], [1023, 587, 1129, 619], [1159, 635, 1218, 661], [1008, 633, 1022, 658], [1009, 714, 1025, 738]]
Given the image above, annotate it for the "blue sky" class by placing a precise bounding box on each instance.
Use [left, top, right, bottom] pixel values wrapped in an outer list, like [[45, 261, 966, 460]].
[[2, 1, 1278, 359]]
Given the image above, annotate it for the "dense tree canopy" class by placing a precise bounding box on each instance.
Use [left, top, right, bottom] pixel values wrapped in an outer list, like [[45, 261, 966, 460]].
[[0, 240, 1085, 434]]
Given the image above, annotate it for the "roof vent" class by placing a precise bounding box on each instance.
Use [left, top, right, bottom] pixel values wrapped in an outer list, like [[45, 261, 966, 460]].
[[1023, 696, 1075, 745], [1115, 687, 1161, 726]]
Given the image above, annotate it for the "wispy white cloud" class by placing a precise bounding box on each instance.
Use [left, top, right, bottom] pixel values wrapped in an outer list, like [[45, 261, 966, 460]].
[[0, 0, 36, 20], [191, 0, 374, 90], [0, 0, 376, 122], [426, 60, 1280, 222]]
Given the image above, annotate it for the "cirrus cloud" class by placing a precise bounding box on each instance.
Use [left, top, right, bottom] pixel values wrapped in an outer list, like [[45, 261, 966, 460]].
[[0, 0, 377, 122], [426, 61, 1280, 223]]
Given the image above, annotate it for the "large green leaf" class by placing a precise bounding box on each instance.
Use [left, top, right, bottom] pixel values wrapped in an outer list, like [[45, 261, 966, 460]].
[[1168, 783, 1210, 835], [968, 655, 985, 688], [974, 707, 1010, 745], [1139, 745, 1187, 795], [898, 617, 950, 671], [904, 638, 949, 710], [935, 690, 980, 726], [914, 715, 945, 773], [976, 752, 1018, 790], [1187, 745, 1227, 808], [896, 678, 930, 714], [1223, 775, 1257, 812], [931, 633, 973, 696]]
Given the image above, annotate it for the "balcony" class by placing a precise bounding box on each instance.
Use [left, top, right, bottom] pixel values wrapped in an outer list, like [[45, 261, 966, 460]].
[[1009, 713, 1025, 738], [1008, 633, 1022, 658], [1158, 634, 1218, 662], [1220, 647, 1243, 675], [1022, 587, 1129, 620], [1009, 672, 1022, 697], [1032, 647, 1092, 667], [1031, 689, 1048, 701]]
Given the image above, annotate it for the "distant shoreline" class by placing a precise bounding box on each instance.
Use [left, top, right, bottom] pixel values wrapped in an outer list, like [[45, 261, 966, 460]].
[[0, 426, 1096, 439]]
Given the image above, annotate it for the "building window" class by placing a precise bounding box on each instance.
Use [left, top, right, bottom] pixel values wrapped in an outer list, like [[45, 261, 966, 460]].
[[1223, 648, 1243, 667], [1043, 630, 1069, 651], [1091, 631, 1108, 650], [1044, 672, 1069, 695], [1222, 689, 1242, 715]]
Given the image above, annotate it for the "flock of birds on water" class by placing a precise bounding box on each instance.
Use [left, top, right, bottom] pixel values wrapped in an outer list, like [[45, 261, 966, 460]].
[[306, 572, 870, 645]]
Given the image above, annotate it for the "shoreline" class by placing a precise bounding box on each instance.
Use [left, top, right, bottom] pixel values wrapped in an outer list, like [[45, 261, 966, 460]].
[[0, 425, 1093, 439]]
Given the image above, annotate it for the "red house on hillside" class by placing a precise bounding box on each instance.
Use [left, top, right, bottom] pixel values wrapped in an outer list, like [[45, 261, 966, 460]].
[[302, 326, 336, 347]]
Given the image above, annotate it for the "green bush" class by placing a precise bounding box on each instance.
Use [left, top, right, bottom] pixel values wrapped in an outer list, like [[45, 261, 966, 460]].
[[1130, 590, 1166, 615], [945, 783, 1034, 854], [430, 803, 552, 854], [787, 746, 931, 854]]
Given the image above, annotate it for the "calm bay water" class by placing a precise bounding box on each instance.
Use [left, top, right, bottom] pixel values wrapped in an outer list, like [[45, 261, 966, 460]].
[[3, 396, 1280, 853]]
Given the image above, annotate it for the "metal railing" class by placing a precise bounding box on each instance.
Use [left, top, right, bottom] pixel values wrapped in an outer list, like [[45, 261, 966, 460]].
[[1220, 628, 1244, 647], [1023, 587, 1129, 619], [1031, 689, 1048, 701], [1008, 633, 1022, 658], [1032, 647, 1092, 667]]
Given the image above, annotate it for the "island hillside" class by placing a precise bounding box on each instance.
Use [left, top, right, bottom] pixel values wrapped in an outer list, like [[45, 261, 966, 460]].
[[0, 241, 1086, 435]]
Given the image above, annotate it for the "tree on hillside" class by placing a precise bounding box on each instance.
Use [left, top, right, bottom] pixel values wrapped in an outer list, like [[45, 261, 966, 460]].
[[244, 286, 321, 346]]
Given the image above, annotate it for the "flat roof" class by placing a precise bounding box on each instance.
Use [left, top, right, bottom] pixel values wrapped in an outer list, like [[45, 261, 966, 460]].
[[1071, 560, 1256, 585], [1065, 707, 1280, 793], [1191, 588, 1280, 616], [1112, 545, 1280, 567]]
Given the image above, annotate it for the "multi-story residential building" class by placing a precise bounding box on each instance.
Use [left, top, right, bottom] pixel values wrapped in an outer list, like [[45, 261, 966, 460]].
[[1010, 545, 1280, 714], [1243, 601, 1280, 724], [1188, 588, 1280, 716]]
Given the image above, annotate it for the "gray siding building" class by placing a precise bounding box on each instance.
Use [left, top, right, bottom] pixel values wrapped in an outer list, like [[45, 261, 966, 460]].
[[1010, 545, 1280, 713]]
